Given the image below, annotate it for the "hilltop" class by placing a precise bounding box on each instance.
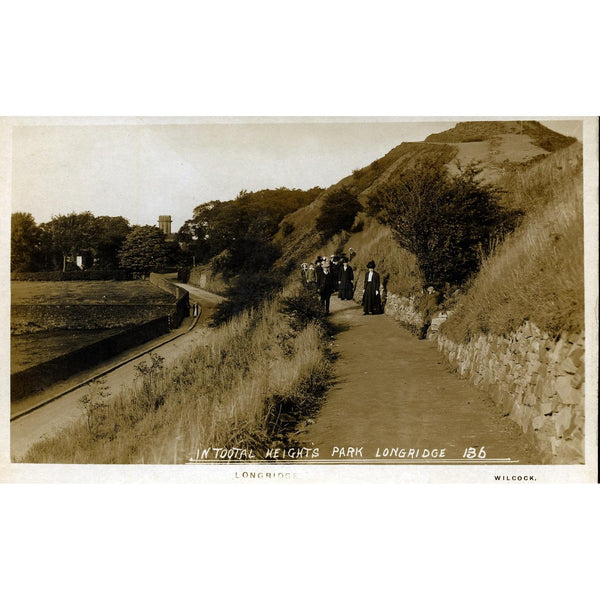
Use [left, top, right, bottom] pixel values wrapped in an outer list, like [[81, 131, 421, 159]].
[[274, 120, 578, 269]]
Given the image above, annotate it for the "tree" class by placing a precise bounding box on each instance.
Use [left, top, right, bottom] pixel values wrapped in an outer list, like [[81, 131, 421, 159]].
[[92, 216, 131, 269], [47, 211, 97, 271], [118, 225, 170, 275], [315, 187, 362, 241], [11, 212, 42, 272], [374, 159, 522, 287]]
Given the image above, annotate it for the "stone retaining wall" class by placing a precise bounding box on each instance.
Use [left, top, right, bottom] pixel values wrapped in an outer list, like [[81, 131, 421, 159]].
[[188, 266, 228, 295], [11, 316, 170, 400], [437, 324, 585, 464], [383, 293, 425, 335], [149, 272, 187, 300]]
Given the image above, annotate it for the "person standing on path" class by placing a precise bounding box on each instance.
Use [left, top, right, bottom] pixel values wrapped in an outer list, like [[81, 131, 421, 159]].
[[330, 255, 340, 292], [306, 262, 317, 291], [300, 262, 309, 286], [362, 260, 382, 315], [317, 260, 335, 314], [315, 257, 324, 281], [338, 257, 354, 300]]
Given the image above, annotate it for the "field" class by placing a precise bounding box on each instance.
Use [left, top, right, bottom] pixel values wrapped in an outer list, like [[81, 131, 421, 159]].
[[11, 280, 176, 378], [11, 280, 174, 305], [11, 328, 127, 373]]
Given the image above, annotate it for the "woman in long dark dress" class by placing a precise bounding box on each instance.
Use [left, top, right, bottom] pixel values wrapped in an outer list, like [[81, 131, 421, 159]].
[[338, 257, 354, 300], [317, 261, 335, 314], [362, 260, 381, 315]]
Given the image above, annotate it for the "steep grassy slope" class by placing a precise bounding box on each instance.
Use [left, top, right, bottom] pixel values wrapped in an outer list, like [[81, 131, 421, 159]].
[[441, 142, 584, 341], [276, 121, 583, 341], [274, 142, 457, 268]]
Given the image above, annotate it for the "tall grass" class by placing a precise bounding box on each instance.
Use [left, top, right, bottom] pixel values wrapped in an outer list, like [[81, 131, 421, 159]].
[[442, 144, 584, 342], [496, 142, 582, 212], [21, 283, 331, 463]]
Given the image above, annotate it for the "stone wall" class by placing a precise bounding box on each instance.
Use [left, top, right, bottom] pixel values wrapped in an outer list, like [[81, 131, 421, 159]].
[[188, 266, 228, 295], [437, 324, 585, 464], [11, 316, 170, 400], [380, 290, 585, 464], [149, 272, 187, 300], [147, 273, 190, 328], [383, 293, 425, 335]]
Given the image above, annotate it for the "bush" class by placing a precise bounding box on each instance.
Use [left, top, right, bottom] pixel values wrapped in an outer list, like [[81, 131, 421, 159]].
[[280, 286, 325, 330], [315, 187, 362, 241], [373, 159, 522, 287]]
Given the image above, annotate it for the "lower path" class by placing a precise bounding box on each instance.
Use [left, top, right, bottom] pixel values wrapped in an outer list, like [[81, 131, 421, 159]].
[[298, 296, 540, 464]]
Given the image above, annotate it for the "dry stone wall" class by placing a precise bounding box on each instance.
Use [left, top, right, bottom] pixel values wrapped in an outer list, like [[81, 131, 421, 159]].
[[188, 266, 228, 295], [437, 324, 585, 464], [382, 291, 585, 464], [383, 293, 425, 335]]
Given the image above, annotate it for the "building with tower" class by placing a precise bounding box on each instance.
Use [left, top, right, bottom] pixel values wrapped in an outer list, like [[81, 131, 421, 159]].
[[158, 215, 172, 236]]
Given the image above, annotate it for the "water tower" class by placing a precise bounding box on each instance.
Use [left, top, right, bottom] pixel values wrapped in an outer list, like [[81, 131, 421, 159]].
[[158, 215, 172, 236]]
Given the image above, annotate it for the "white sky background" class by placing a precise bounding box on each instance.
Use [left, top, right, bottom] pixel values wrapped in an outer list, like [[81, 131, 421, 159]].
[[11, 118, 582, 232]]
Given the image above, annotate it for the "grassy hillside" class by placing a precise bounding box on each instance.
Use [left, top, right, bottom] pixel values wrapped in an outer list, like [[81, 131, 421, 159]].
[[425, 120, 576, 152], [21, 284, 332, 463], [441, 142, 584, 341], [275, 121, 583, 343], [274, 142, 458, 268]]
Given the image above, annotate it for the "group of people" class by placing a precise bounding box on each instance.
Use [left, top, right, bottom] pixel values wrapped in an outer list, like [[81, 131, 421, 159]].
[[300, 253, 382, 316]]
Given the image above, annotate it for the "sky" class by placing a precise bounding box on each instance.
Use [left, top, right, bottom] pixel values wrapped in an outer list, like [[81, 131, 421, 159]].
[[10, 118, 583, 232]]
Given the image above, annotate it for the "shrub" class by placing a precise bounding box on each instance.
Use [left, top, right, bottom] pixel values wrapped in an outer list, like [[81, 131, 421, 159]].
[[373, 159, 522, 287], [315, 187, 362, 241], [280, 285, 325, 330]]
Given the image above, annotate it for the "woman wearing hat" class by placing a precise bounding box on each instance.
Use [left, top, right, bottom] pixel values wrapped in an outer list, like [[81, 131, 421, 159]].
[[362, 260, 382, 315], [317, 260, 335, 314], [338, 257, 354, 300]]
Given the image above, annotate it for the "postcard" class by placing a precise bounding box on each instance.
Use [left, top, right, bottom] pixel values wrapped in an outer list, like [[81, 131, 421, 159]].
[[1, 116, 597, 483]]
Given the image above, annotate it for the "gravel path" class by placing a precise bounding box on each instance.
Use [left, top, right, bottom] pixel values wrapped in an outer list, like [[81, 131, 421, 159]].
[[297, 295, 541, 464]]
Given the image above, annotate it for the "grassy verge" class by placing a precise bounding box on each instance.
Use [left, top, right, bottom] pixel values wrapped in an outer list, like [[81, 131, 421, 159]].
[[21, 284, 333, 464], [441, 145, 584, 342]]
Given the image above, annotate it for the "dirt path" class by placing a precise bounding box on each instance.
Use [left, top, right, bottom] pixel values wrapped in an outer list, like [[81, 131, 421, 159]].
[[298, 296, 540, 464]]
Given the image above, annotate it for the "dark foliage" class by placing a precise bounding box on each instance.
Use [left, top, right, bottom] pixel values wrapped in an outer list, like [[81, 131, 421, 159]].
[[118, 226, 170, 276], [373, 159, 523, 287], [211, 271, 284, 326], [315, 187, 362, 241], [280, 286, 325, 330], [178, 187, 322, 265], [11, 212, 43, 272]]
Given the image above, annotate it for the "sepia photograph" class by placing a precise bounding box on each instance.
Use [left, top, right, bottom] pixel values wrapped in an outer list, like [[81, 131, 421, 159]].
[[3, 6, 600, 600], [3, 116, 597, 481]]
